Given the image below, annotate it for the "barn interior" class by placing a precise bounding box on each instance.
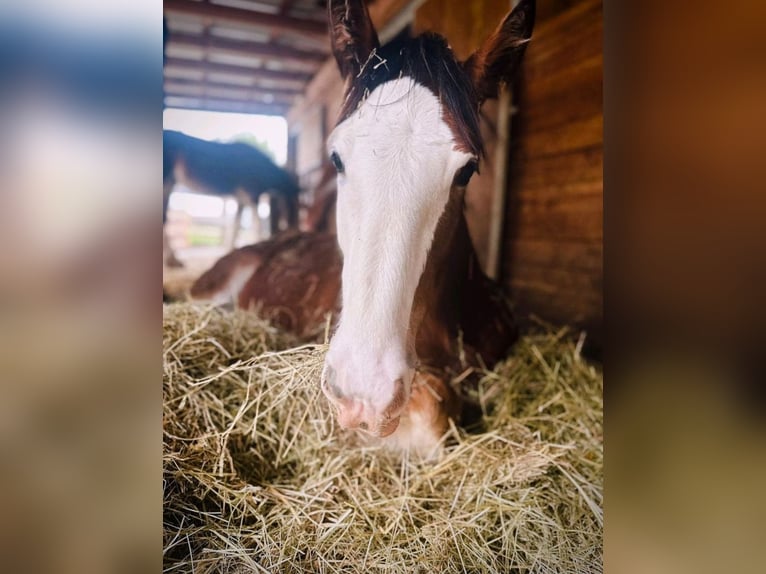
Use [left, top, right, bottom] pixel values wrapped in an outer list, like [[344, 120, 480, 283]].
[[162, 0, 603, 571]]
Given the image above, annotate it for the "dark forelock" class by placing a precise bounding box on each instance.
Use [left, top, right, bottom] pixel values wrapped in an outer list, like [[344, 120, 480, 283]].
[[337, 32, 484, 158]]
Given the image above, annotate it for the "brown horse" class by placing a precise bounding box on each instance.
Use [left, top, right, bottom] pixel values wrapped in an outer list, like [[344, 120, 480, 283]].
[[163, 130, 300, 266], [191, 0, 535, 455]]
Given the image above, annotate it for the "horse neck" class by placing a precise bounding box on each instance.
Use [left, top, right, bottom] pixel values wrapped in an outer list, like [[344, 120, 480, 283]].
[[408, 186, 475, 368]]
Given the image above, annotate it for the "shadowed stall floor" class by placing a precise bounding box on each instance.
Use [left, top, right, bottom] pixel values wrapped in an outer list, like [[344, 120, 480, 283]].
[[163, 303, 603, 573]]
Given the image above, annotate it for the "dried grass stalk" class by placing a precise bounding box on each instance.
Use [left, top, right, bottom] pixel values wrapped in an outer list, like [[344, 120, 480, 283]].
[[164, 303, 603, 573]]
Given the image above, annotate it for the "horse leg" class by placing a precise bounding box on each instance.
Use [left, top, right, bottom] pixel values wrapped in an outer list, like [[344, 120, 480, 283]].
[[284, 189, 299, 230], [227, 194, 246, 252], [164, 228, 183, 268], [268, 193, 279, 235], [163, 178, 184, 268], [251, 199, 263, 241]]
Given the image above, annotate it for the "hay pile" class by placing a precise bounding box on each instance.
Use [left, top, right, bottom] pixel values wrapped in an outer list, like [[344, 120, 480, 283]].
[[163, 303, 602, 573]]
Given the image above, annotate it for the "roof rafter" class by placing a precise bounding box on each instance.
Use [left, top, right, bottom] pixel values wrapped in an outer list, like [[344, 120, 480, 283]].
[[165, 76, 303, 96], [165, 95, 289, 116], [167, 31, 327, 69], [165, 57, 312, 85], [165, 81, 298, 104], [164, 0, 327, 42]]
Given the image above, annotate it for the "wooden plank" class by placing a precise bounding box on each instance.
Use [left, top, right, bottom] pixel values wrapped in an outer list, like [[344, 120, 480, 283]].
[[509, 279, 602, 314], [498, 1, 603, 341], [524, 0, 601, 67], [518, 55, 602, 132], [512, 179, 602, 203], [508, 267, 602, 304], [512, 114, 603, 159], [164, 0, 327, 41], [508, 281, 602, 329], [509, 277, 602, 313], [509, 144, 604, 196], [414, 0, 509, 60], [164, 76, 303, 96], [507, 192, 603, 241], [164, 95, 288, 116], [165, 57, 311, 84], [168, 32, 326, 67], [164, 82, 297, 104], [486, 88, 512, 279], [508, 182, 603, 208], [535, 0, 592, 24], [507, 238, 602, 275], [511, 143, 604, 182], [523, 53, 602, 101], [520, 3, 601, 70]]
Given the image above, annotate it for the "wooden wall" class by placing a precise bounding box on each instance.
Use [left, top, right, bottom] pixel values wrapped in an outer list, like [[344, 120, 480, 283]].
[[502, 0, 603, 349]]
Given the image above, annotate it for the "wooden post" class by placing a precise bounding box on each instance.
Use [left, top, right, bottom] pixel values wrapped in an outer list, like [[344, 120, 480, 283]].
[[486, 86, 512, 280]]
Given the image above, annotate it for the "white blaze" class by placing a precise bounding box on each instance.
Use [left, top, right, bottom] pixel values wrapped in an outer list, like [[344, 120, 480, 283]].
[[326, 77, 472, 405]]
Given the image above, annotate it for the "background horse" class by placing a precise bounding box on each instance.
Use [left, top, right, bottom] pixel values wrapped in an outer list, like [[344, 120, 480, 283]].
[[163, 130, 300, 266]]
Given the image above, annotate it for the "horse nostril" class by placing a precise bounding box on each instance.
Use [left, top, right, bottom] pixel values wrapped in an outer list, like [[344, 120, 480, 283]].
[[382, 378, 408, 419], [377, 416, 401, 438]]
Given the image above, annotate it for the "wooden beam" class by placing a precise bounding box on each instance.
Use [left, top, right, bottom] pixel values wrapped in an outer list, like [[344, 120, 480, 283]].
[[486, 87, 512, 280], [164, 95, 289, 116], [165, 57, 312, 84], [164, 91, 293, 108], [168, 32, 327, 67], [165, 81, 298, 104], [164, 0, 326, 41], [165, 76, 303, 96], [166, 73, 306, 94]]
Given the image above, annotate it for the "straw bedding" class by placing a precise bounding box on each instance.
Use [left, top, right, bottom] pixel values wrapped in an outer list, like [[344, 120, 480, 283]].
[[163, 303, 603, 573]]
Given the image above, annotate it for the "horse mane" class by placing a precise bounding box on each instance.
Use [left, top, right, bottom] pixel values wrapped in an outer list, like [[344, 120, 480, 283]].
[[337, 32, 484, 159]]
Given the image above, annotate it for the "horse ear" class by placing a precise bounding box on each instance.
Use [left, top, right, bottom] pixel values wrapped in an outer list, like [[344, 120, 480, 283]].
[[464, 0, 536, 103], [328, 0, 380, 79]]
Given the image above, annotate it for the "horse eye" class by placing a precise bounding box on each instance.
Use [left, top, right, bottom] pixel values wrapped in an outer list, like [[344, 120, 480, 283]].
[[454, 160, 477, 187], [330, 151, 345, 174]]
